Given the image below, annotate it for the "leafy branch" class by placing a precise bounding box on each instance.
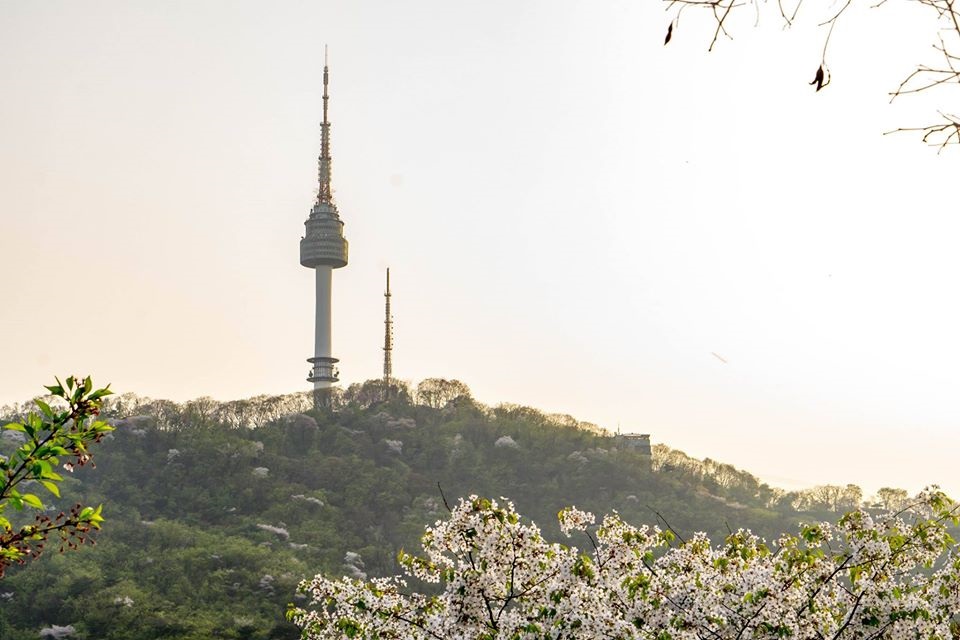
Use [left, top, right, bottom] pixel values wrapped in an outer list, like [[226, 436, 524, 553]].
[[0, 376, 113, 577]]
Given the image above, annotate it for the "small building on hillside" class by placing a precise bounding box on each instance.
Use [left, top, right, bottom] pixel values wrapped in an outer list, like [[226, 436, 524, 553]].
[[614, 433, 652, 456]]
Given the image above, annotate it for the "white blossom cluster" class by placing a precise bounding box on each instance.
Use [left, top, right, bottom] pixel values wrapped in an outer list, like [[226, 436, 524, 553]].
[[113, 595, 134, 607], [256, 523, 290, 539], [39, 625, 76, 639], [344, 551, 367, 581], [290, 489, 960, 639], [385, 439, 404, 454]]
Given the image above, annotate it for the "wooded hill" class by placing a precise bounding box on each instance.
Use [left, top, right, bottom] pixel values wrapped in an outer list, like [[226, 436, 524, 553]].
[[0, 379, 873, 640]]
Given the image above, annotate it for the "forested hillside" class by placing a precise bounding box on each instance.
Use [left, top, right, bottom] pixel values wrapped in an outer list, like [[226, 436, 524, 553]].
[[0, 380, 874, 640]]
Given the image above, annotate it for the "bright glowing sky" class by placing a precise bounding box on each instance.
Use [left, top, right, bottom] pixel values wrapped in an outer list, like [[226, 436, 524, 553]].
[[2, 1, 958, 497]]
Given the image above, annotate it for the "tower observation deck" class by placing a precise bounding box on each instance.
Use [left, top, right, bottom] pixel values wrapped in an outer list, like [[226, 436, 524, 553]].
[[300, 48, 348, 388]]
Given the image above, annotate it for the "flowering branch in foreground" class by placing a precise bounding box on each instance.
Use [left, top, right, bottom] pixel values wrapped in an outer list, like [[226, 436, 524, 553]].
[[290, 490, 960, 639], [0, 376, 113, 576]]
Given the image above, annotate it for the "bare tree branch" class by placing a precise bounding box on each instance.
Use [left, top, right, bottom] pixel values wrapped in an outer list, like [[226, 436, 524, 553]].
[[665, 0, 960, 149], [884, 111, 960, 151]]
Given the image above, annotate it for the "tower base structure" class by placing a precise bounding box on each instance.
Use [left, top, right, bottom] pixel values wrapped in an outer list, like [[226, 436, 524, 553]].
[[307, 356, 339, 386], [311, 386, 338, 410], [308, 355, 339, 411]]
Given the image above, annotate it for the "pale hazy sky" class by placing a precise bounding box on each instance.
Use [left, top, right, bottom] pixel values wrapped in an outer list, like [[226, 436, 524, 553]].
[[2, 1, 958, 497]]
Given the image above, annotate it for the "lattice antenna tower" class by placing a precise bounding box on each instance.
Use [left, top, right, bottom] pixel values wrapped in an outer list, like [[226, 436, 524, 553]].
[[383, 268, 393, 386]]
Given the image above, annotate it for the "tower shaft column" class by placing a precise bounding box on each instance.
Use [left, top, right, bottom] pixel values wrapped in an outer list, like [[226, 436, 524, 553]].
[[314, 266, 332, 389], [307, 264, 339, 388]]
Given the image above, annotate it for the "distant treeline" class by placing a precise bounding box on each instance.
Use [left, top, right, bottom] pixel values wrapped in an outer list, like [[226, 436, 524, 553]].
[[652, 445, 911, 513], [0, 377, 604, 435]]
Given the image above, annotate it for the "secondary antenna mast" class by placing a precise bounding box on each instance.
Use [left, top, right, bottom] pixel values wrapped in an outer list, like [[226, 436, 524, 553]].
[[383, 268, 393, 386]]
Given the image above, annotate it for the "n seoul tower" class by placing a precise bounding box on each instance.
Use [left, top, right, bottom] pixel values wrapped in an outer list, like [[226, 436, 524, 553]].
[[300, 48, 348, 393]]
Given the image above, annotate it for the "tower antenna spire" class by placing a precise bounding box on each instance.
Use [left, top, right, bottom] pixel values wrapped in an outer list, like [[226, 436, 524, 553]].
[[317, 45, 333, 205], [383, 268, 393, 387]]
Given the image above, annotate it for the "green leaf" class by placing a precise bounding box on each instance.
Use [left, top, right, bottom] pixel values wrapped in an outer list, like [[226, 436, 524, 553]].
[[40, 480, 61, 498], [88, 386, 113, 401], [34, 398, 54, 418], [91, 420, 115, 433], [21, 494, 43, 509], [337, 619, 360, 638], [31, 460, 53, 478], [3, 423, 26, 432], [27, 413, 42, 434], [44, 384, 64, 397], [78, 504, 105, 529]]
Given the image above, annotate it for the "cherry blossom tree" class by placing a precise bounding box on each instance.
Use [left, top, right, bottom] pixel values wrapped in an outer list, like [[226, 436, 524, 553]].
[[291, 489, 960, 639]]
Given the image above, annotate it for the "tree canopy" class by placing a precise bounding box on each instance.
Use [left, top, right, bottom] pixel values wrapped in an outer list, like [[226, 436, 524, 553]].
[[292, 490, 960, 639]]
